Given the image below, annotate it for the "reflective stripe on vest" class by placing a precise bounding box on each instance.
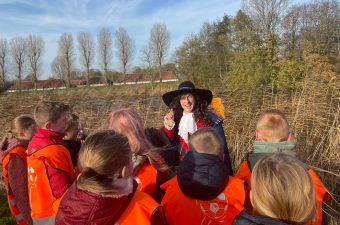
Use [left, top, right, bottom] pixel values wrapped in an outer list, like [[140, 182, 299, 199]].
[[27, 144, 74, 220], [161, 176, 245, 225], [134, 162, 157, 196], [115, 190, 160, 225], [2, 146, 29, 225], [32, 216, 55, 225]]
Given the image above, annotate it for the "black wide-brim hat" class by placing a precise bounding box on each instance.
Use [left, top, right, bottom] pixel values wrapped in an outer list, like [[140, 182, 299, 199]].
[[162, 81, 212, 107]]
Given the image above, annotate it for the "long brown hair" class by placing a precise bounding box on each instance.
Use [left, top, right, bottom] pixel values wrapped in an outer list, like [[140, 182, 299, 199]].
[[169, 92, 210, 125], [77, 130, 131, 194]]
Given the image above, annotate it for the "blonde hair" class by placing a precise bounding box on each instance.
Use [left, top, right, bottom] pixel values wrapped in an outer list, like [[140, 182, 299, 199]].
[[77, 130, 131, 194], [102, 108, 168, 172], [251, 153, 317, 224], [34, 101, 70, 127], [256, 109, 290, 142], [11, 114, 36, 134], [188, 127, 224, 160]]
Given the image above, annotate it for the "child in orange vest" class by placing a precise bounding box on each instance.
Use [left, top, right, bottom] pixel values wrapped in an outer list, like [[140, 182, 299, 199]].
[[101, 108, 170, 197], [235, 109, 331, 225], [55, 130, 167, 225], [161, 127, 245, 225], [26, 101, 75, 225], [233, 153, 317, 225], [1, 115, 36, 225]]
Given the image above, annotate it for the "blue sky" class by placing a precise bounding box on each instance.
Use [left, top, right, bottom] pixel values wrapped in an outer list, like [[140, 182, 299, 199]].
[[0, 0, 310, 79]]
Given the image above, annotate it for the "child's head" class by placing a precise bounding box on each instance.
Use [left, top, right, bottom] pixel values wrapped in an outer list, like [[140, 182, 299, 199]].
[[251, 153, 316, 224], [12, 115, 37, 141], [34, 101, 70, 134], [188, 127, 224, 160], [102, 108, 168, 172], [145, 127, 170, 148], [77, 130, 132, 194], [63, 113, 80, 141], [256, 109, 290, 142], [102, 108, 152, 153]]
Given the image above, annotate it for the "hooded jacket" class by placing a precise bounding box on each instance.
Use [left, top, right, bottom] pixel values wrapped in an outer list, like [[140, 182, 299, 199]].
[[161, 151, 245, 225], [177, 151, 229, 200]]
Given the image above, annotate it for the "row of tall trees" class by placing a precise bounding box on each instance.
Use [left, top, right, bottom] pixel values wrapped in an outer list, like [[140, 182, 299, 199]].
[[173, 0, 339, 91], [0, 23, 170, 90], [0, 35, 44, 91], [52, 23, 170, 88]]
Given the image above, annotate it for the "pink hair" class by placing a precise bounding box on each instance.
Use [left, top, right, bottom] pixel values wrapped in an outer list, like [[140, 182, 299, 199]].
[[103, 108, 152, 154], [102, 108, 168, 172]]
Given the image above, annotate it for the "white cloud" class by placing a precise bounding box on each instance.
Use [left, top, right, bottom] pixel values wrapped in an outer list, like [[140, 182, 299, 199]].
[[0, 0, 241, 79]]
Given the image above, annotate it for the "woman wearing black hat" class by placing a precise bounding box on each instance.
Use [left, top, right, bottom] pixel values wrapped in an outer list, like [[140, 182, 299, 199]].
[[162, 81, 233, 174]]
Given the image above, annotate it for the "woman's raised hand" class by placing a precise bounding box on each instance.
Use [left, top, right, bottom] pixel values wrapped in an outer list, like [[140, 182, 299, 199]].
[[164, 109, 175, 127]]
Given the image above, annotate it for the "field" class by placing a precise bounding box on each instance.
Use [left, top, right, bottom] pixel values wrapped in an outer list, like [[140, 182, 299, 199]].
[[0, 81, 339, 224]]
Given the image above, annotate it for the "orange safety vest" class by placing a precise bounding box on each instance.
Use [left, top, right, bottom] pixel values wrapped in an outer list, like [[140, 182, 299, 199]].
[[134, 162, 157, 196], [116, 189, 160, 225], [27, 144, 74, 223], [161, 176, 245, 225], [2, 146, 29, 225], [308, 169, 332, 225], [235, 160, 331, 225]]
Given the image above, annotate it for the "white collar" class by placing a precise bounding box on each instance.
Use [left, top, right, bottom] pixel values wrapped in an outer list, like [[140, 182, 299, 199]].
[[178, 112, 197, 143]]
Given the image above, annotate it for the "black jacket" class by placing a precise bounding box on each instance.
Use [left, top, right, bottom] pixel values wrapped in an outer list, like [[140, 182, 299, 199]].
[[177, 151, 229, 200], [233, 211, 291, 225]]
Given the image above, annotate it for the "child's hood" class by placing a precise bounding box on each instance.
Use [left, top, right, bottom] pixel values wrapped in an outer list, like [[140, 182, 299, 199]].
[[177, 151, 229, 201]]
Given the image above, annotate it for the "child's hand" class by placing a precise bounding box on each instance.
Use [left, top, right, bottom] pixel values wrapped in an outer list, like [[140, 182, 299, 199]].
[[164, 109, 175, 127]]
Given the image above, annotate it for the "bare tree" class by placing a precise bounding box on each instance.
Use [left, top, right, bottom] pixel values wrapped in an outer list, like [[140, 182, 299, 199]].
[[78, 32, 95, 86], [51, 55, 67, 87], [98, 28, 113, 84], [242, 0, 288, 59], [141, 44, 154, 89], [282, 6, 301, 53], [10, 37, 27, 91], [150, 23, 170, 82], [27, 35, 44, 91], [115, 27, 134, 82], [0, 38, 8, 87], [58, 33, 75, 88]]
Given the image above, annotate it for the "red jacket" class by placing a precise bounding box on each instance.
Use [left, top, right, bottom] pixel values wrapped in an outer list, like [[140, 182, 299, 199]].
[[56, 181, 167, 225]]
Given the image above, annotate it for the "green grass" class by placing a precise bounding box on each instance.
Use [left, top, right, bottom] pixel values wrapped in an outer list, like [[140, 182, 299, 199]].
[[0, 192, 15, 225]]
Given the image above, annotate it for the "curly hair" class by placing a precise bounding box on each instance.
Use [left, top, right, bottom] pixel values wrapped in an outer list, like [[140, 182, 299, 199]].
[[169, 92, 210, 125]]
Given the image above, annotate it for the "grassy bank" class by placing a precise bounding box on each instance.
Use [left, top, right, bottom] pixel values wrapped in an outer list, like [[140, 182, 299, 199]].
[[0, 81, 338, 224]]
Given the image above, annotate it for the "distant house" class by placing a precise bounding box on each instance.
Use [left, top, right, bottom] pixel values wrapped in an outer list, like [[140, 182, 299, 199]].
[[7, 79, 86, 92], [120, 71, 178, 84], [7, 71, 177, 92]]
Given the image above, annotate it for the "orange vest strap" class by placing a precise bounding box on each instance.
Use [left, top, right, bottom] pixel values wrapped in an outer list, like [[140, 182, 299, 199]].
[[2, 146, 27, 189], [135, 162, 157, 196], [117, 190, 159, 225]]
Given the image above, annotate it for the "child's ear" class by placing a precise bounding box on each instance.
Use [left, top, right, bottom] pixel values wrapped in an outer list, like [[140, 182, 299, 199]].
[[287, 133, 293, 141], [44, 121, 52, 130], [121, 159, 133, 178], [255, 131, 262, 141]]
